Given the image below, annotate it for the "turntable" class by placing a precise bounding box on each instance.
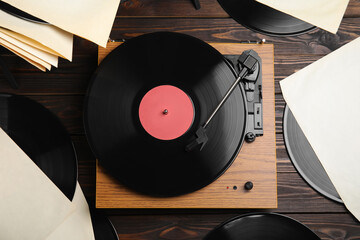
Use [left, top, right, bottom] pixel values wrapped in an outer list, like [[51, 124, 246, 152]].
[[85, 32, 277, 208]]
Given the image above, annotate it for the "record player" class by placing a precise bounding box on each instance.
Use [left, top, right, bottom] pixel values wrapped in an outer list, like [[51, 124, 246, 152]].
[[86, 32, 277, 208]]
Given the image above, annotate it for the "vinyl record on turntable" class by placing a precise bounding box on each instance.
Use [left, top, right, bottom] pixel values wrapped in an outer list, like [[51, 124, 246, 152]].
[[217, 0, 315, 36], [204, 213, 321, 240], [283, 105, 342, 203], [85, 32, 248, 197], [0, 1, 47, 23], [0, 93, 77, 200]]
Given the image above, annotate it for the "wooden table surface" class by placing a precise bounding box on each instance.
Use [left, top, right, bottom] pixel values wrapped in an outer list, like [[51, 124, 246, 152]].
[[1, 0, 360, 239]]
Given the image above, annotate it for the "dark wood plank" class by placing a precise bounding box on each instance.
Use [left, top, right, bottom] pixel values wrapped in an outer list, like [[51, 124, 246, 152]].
[[277, 173, 346, 213], [0, 60, 93, 95], [276, 133, 296, 173], [111, 18, 360, 55], [107, 213, 360, 240], [292, 213, 360, 240], [117, 0, 228, 17], [0, 53, 330, 96], [341, 0, 360, 18], [274, 54, 324, 94], [116, 0, 360, 18], [275, 93, 285, 133], [2, 19, 360, 94], [0, 37, 97, 95]]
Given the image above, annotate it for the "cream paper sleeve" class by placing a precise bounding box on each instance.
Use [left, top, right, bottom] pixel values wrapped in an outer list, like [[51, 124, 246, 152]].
[[2, 0, 120, 47], [256, 0, 349, 34], [0, 32, 58, 67], [0, 9, 73, 61], [0, 27, 63, 57], [46, 183, 95, 240], [0, 41, 47, 71], [0, 37, 52, 70], [0, 128, 76, 240], [280, 37, 360, 221], [0, 31, 58, 67]]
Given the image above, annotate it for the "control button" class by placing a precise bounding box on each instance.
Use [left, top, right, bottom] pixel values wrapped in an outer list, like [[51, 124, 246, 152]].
[[244, 181, 253, 190]]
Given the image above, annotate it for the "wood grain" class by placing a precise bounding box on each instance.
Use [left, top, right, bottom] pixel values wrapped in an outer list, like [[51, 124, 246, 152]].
[[110, 18, 360, 55], [96, 42, 277, 209], [108, 213, 360, 240], [116, 0, 360, 18], [1, 0, 359, 238], [2, 18, 360, 94]]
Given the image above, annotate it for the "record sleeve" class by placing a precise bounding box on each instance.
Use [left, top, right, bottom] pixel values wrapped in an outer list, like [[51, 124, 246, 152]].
[[0, 93, 77, 200]]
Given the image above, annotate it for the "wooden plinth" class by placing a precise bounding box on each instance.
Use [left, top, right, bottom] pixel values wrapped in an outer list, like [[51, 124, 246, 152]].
[[96, 41, 277, 209]]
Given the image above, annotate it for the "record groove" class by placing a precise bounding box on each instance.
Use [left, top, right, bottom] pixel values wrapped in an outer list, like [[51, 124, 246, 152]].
[[283, 105, 342, 203]]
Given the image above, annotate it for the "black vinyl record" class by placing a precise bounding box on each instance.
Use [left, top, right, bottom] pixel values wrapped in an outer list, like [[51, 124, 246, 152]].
[[217, 0, 315, 36], [0, 1, 47, 24], [204, 213, 321, 240], [283, 105, 342, 203], [91, 211, 119, 240], [85, 32, 247, 197], [0, 93, 77, 200]]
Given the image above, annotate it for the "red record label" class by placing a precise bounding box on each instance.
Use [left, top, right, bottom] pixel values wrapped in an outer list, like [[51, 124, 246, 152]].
[[138, 85, 194, 140]]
